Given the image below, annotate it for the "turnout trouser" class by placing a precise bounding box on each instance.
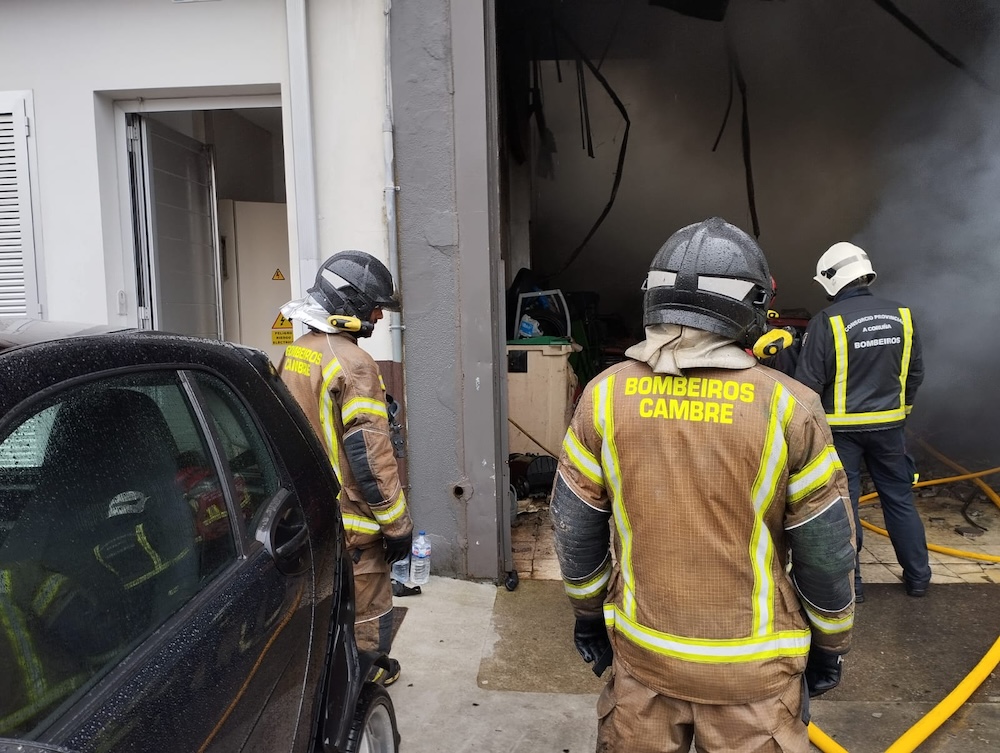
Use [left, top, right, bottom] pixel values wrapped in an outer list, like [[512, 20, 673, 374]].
[[595, 662, 809, 753], [832, 427, 932, 589], [352, 544, 395, 653]]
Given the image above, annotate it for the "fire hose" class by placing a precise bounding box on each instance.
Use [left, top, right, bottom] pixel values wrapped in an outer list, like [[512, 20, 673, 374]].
[[808, 442, 1000, 753]]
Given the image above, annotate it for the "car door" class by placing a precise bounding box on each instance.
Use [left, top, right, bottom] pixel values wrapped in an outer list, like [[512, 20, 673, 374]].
[[0, 367, 318, 753]]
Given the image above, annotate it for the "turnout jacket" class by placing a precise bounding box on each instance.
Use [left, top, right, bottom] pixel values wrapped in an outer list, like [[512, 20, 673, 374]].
[[553, 358, 855, 704], [279, 331, 412, 553], [794, 288, 924, 431]]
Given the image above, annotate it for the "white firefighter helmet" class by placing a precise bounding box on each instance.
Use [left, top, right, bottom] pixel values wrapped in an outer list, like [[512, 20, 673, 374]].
[[814, 241, 877, 297]]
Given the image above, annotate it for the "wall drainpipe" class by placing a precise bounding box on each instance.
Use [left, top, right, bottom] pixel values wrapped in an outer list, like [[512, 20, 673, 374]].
[[383, 0, 403, 363], [285, 0, 322, 301]]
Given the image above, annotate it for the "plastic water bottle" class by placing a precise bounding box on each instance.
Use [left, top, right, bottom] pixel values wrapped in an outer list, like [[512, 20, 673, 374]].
[[409, 531, 431, 586], [391, 555, 410, 584]]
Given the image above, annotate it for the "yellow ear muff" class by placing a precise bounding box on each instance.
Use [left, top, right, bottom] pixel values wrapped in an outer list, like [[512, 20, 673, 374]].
[[327, 315, 364, 332], [752, 328, 794, 360]]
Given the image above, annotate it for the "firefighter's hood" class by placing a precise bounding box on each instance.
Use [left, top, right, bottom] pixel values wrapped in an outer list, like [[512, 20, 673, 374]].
[[625, 323, 755, 375]]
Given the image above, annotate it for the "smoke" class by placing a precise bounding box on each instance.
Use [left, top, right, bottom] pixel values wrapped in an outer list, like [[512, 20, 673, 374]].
[[856, 35, 1000, 465]]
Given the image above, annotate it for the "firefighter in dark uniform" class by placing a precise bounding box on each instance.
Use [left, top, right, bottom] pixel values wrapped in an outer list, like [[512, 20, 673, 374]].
[[278, 250, 413, 686], [794, 241, 930, 602], [553, 218, 856, 752]]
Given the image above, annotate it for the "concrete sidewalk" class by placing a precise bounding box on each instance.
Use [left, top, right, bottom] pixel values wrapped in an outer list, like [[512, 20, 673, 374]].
[[387, 576, 1000, 753], [388, 576, 598, 753]]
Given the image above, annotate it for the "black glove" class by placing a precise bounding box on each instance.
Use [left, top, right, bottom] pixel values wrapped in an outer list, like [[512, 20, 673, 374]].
[[574, 615, 611, 665], [383, 532, 412, 565], [805, 646, 844, 697]]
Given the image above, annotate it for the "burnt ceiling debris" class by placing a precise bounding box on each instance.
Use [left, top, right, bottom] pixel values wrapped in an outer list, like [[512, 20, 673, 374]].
[[498, 0, 991, 276]]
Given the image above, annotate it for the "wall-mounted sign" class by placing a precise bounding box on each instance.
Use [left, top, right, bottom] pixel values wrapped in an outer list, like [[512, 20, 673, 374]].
[[271, 312, 293, 345]]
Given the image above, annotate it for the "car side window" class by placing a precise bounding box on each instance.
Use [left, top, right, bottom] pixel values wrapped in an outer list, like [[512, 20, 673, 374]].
[[189, 372, 280, 530], [0, 407, 58, 548], [0, 372, 239, 739]]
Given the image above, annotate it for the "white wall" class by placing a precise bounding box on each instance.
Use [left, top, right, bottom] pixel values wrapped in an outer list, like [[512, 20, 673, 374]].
[[0, 0, 289, 324], [0, 0, 392, 355], [309, 0, 394, 361]]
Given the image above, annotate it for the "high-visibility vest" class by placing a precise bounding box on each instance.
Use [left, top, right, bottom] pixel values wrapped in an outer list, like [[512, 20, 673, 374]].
[[825, 307, 913, 429]]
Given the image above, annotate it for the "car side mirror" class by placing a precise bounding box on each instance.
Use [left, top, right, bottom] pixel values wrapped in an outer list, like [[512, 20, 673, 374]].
[[256, 489, 311, 576]]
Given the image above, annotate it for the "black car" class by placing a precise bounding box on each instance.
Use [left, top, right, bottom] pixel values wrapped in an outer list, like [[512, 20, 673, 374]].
[[0, 319, 399, 753]]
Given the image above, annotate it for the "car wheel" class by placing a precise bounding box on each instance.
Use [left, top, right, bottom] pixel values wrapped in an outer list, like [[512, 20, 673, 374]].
[[346, 682, 400, 753]]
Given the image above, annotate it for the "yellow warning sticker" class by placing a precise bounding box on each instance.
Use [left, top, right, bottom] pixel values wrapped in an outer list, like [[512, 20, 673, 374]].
[[272, 313, 293, 330], [272, 269, 286, 281], [272, 330, 294, 345]]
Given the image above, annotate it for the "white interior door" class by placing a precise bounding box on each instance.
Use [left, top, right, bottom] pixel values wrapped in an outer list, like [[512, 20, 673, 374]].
[[129, 115, 221, 338]]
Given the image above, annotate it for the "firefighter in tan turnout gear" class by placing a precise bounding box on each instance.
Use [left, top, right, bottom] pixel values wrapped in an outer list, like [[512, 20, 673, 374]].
[[552, 218, 856, 752], [279, 250, 413, 686]]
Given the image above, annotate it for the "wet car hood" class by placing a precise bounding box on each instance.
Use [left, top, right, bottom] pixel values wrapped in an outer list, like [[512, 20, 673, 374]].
[[0, 318, 127, 352]]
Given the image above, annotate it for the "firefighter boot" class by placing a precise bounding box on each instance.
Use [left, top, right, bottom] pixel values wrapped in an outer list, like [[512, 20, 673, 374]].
[[370, 658, 401, 687]]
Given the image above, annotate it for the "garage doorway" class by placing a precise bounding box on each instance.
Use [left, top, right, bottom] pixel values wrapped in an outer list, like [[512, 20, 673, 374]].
[[491, 0, 1000, 580], [125, 102, 291, 364]]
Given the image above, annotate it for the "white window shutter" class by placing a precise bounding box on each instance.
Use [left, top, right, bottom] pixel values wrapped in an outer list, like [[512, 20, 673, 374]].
[[0, 92, 39, 318]]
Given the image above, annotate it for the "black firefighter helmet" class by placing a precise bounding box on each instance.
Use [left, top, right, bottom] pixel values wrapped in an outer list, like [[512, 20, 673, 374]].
[[643, 217, 772, 348], [308, 250, 401, 336]]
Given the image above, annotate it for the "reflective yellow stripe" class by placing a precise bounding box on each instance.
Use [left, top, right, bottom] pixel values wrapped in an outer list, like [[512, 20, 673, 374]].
[[135, 523, 163, 570], [31, 574, 66, 617], [93, 545, 121, 579], [372, 489, 407, 525], [787, 445, 842, 504], [564, 559, 611, 600], [342, 513, 381, 534], [319, 358, 344, 486], [804, 604, 854, 635], [595, 375, 634, 618], [0, 675, 85, 735], [202, 504, 229, 526], [563, 427, 603, 486], [831, 315, 848, 416], [898, 307, 913, 411], [343, 397, 388, 425], [605, 603, 811, 664], [826, 407, 906, 426], [0, 570, 47, 701], [125, 525, 191, 590], [749, 384, 794, 637]]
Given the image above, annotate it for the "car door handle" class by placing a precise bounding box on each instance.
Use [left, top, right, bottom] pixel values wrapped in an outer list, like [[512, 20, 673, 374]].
[[275, 524, 308, 559]]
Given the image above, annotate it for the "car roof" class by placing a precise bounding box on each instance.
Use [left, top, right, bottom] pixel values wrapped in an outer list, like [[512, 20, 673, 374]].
[[0, 321, 277, 417], [0, 317, 128, 352]]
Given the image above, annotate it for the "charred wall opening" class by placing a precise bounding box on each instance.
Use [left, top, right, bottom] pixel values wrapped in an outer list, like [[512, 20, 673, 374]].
[[496, 0, 1000, 463]]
